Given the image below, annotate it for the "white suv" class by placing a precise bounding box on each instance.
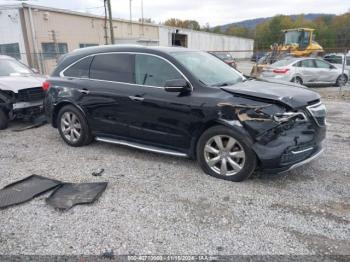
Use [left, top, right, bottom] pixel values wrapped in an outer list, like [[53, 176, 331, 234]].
[[0, 55, 45, 130], [324, 53, 350, 77]]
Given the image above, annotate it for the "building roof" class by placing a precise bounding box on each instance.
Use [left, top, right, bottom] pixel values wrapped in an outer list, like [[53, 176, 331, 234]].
[[0, 3, 158, 28]]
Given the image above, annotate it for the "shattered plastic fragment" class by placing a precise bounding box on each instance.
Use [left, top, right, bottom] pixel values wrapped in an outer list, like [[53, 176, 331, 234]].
[[0, 175, 61, 209], [46, 182, 108, 210]]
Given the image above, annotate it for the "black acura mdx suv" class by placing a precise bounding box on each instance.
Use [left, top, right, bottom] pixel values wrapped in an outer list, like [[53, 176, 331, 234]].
[[44, 45, 326, 182]]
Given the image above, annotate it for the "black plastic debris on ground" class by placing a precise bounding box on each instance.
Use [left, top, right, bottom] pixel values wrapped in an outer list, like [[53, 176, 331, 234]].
[[0, 175, 61, 209], [46, 182, 108, 211], [11, 114, 47, 132], [92, 168, 105, 177]]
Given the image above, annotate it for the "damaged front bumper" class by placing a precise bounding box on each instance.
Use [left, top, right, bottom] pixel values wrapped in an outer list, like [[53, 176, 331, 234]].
[[12, 100, 44, 119], [217, 99, 326, 174], [260, 145, 324, 174]]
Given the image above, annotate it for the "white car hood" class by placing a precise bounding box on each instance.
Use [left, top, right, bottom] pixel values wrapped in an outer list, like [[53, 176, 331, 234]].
[[0, 75, 46, 93]]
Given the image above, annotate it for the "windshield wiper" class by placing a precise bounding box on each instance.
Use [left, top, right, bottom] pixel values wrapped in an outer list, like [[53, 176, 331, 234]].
[[211, 81, 235, 87]]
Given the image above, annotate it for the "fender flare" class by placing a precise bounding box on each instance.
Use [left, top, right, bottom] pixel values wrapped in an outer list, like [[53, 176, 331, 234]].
[[52, 100, 87, 127]]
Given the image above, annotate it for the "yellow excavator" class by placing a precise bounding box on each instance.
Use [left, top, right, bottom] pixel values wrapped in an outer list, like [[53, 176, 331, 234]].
[[251, 28, 324, 76]]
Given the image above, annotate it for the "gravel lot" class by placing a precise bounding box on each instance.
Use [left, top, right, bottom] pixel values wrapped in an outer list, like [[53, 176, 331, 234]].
[[0, 88, 349, 256]]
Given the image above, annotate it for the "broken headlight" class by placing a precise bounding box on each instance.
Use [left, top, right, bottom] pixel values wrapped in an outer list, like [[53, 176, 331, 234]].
[[306, 102, 326, 126]]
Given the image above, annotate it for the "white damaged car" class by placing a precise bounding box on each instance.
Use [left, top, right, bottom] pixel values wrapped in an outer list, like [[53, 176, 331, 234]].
[[0, 55, 45, 130]]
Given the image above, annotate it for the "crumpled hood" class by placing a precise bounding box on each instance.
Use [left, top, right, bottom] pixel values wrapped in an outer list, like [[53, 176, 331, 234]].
[[0, 75, 46, 93], [221, 79, 320, 109]]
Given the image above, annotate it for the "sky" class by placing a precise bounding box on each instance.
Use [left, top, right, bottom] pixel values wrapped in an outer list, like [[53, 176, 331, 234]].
[[0, 0, 349, 26]]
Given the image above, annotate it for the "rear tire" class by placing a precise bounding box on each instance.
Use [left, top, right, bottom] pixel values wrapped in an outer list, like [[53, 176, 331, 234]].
[[57, 105, 93, 147], [196, 126, 257, 182], [292, 76, 303, 85], [0, 109, 9, 130], [336, 74, 348, 87]]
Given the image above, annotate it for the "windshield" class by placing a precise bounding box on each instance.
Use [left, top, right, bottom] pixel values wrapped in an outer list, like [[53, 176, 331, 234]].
[[0, 59, 33, 77], [214, 52, 233, 61], [285, 31, 310, 46], [285, 31, 300, 45], [171, 51, 243, 87], [272, 59, 296, 67]]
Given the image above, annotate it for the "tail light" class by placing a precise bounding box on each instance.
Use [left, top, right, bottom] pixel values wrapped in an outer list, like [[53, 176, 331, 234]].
[[42, 80, 51, 91], [272, 68, 290, 74]]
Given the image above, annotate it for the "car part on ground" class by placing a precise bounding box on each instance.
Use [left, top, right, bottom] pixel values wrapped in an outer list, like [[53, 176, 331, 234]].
[[92, 168, 105, 177], [46, 182, 108, 211], [45, 45, 326, 182], [0, 175, 107, 210], [11, 114, 47, 132], [0, 55, 45, 130], [0, 175, 61, 209]]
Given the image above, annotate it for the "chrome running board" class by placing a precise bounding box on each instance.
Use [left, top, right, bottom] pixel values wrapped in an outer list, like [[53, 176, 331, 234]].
[[95, 137, 189, 158]]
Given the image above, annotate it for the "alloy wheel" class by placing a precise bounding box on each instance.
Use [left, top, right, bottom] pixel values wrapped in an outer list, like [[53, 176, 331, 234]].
[[204, 135, 246, 176], [338, 75, 347, 87], [60, 112, 82, 143], [294, 77, 302, 84]]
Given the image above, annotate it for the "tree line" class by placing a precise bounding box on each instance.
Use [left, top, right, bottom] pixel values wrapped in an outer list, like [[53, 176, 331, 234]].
[[164, 12, 350, 51]]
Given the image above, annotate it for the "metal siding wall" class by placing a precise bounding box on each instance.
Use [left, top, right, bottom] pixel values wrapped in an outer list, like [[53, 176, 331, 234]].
[[0, 8, 27, 64], [159, 27, 254, 59]]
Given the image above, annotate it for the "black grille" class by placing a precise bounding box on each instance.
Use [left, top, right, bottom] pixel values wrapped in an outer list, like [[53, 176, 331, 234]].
[[17, 87, 44, 102]]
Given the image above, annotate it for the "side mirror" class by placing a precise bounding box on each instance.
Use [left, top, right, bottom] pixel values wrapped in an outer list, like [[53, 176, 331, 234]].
[[31, 68, 39, 74], [164, 79, 191, 92]]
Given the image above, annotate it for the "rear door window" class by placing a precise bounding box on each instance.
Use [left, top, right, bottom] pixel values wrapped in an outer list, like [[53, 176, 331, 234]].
[[64, 56, 93, 78], [90, 53, 134, 83], [301, 60, 316, 68], [134, 54, 183, 87]]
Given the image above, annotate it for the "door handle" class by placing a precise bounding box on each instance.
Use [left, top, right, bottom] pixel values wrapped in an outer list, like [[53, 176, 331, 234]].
[[78, 89, 90, 95], [129, 96, 144, 102]]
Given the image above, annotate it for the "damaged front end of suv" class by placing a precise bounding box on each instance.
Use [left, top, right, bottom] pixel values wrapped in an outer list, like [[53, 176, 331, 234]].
[[216, 82, 326, 173], [0, 56, 45, 130]]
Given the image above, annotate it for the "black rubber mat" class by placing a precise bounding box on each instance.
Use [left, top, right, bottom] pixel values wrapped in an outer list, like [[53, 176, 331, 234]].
[[46, 182, 108, 210], [0, 175, 61, 209]]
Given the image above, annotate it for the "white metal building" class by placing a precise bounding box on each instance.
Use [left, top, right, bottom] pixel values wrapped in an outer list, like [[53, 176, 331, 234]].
[[0, 3, 254, 74]]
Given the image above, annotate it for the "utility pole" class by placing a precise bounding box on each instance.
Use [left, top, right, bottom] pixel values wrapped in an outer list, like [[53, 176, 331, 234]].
[[129, 0, 133, 36], [103, 0, 108, 44], [106, 0, 114, 44], [49, 30, 59, 63], [141, 0, 144, 36]]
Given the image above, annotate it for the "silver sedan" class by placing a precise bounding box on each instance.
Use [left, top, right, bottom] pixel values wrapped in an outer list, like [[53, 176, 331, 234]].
[[261, 57, 349, 87]]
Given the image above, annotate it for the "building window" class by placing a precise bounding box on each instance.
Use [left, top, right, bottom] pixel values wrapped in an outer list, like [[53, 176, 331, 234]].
[[79, 43, 98, 48], [0, 43, 21, 60], [41, 43, 68, 59]]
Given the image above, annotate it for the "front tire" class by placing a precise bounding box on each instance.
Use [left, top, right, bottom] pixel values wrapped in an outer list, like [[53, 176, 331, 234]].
[[196, 126, 257, 182], [0, 109, 9, 130], [57, 105, 92, 147], [336, 74, 348, 87], [292, 76, 303, 85]]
